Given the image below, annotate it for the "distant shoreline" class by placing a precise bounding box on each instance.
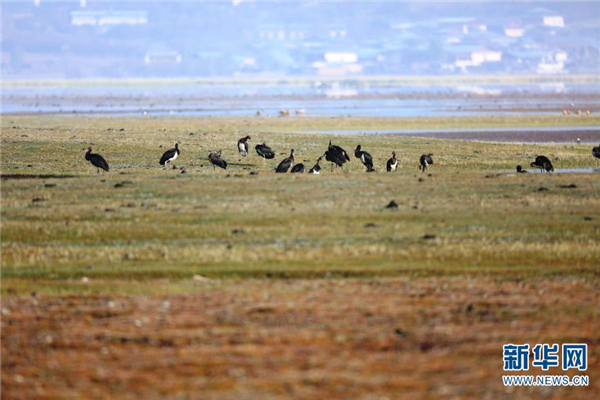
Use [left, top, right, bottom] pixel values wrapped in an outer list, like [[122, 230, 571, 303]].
[[3, 74, 600, 88]]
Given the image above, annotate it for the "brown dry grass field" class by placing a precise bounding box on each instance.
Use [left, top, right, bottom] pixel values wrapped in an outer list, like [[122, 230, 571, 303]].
[[1, 115, 599, 399]]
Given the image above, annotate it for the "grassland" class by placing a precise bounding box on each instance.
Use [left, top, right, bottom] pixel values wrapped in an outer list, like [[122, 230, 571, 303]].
[[1, 115, 599, 398]]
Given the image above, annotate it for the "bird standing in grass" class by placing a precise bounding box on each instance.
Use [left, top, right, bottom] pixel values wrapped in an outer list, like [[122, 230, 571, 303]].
[[419, 154, 433, 172], [208, 150, 227, 170], [593, 144, 600, 167], [160, 143, 180, 169], [355, 145, 374, 172], [325, 140, 350, 171], [85, 147, 109, 173], [291, 163, 305, 173], [255, 143, 275, 167], [530, 155, 554, 172], [275, 149, 294, 173], [237, 136, 251, 157], [309, 156, 322, 174], [386, 151, 398, 172]]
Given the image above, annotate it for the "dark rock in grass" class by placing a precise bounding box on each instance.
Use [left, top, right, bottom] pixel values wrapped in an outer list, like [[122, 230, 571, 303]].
[[418, 178, 424, 182], [559, 184, 577, 189], [32, 197, 47, 203], [105, 208, 116, 212], [44, 183, 56, 188], [420, 341, 435, 352], [427, 174, 433, 177], [537, 187, 549, 192], [423, 234, 436, 240], [385, 200, 399, 209], [364, 222, 378, 228], [464, 303, 474, 313], [232, 228, 246, 235], [27, 164, 33, 168], [394, 328, 407, 337], [584, 216, 593, 221], [114, 181, 132, 188], [249, 171, 259, 175]]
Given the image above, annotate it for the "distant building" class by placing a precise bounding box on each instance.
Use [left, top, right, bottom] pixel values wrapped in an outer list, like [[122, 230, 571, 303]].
[[449, 45, 502, 72], [543, 16, 565, 28], [324, 52, 357, 63], [313, 52, 361, 76], [144, 51, 181, 65], [505, 23, 525, 38], [257, 25, 309, 41], [537, 52, 567, 74], [71, 11, 148, 26], [471, 49, 502, 65]]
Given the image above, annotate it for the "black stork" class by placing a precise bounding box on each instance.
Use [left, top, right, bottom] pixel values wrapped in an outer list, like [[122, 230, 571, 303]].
[[309, 156, 322, 174], [238, 136, 251, 157], [255, 143, 275, 167], [208, 150, 227, 170], [516, 165, 528, 173], [593, 144, 600, 167], [530, 155, 554, 173], [275, 149, 294, 173], [386, 151, 398, 172], [291, 163, 305, 173], [419, 154, 433, 172], [355, 145, 374, 172], [325, 140, 350, 171], [160, 143, 180, 169], [85, 147, 109, 173]]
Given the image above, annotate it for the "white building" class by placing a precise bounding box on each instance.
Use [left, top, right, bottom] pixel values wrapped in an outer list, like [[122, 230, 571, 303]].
[[543, 16, 565, 28], [505, 23, 525, 38], [324, 52, 358, 63]]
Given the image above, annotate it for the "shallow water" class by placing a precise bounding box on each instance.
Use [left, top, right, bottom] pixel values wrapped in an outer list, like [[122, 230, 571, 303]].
[[3, 81, 600, 118], [295, 126, 600, 144], [300, 126, 600, 136], [502, 168, 599, 174]]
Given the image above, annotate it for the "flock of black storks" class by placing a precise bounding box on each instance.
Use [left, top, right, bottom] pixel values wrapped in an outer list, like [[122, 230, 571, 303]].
[[85, 139, 600, 175]]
